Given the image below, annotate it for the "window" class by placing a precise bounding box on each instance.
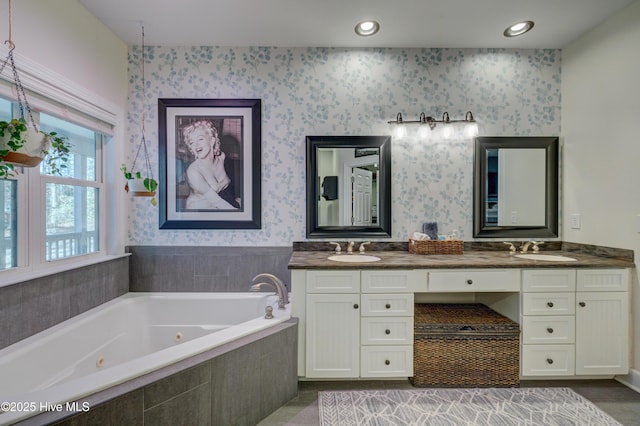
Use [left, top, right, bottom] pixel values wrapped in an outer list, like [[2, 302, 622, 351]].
[[0, 97, 106, 271]]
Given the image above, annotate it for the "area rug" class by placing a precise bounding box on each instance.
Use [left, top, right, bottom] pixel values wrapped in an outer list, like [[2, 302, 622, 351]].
[[318, 387, 622, 426]]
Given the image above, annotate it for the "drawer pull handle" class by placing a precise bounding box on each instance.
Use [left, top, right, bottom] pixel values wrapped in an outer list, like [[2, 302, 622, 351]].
[[547, 327, 554, 334], [546, 358, 554, 365], [353, 304, 359, 309], [466, 279, 473, 285], [546, 302, 554, 308], [385, 329, 391, 335], [579, 302, 586, 307], [385, 359, 390, 365], [459, 325, 475, 331], [385, 303, 391, 309]]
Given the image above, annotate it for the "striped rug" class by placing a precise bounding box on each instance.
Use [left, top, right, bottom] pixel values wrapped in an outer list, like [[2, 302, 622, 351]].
[[319, 387, 621, 425]]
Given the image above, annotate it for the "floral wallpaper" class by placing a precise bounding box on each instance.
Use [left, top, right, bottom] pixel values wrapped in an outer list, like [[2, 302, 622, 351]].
[[126, 47, 560, 246]]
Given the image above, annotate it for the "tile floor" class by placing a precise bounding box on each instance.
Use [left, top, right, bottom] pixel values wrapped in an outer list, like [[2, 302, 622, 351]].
[[258, 379, 640, 426]]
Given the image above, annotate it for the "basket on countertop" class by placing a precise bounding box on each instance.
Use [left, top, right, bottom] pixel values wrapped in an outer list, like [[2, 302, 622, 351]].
[[411, 303, 520, 388], [408, 238, 464, 255]]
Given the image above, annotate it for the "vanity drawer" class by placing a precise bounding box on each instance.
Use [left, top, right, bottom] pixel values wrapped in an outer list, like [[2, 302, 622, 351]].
[[361, 270, 419, 293], [361, 317, 414, 345], [576, 269, 630, 292], [522, 292, 575, 315], [360, 293, 414, 316], [522, 316, 575, 344], [428, 269, 520, 292], [306, 270, 360, 293], [522, 269, 576, 292], [360, 346, 413, 377], [522, 345, 575, 376]]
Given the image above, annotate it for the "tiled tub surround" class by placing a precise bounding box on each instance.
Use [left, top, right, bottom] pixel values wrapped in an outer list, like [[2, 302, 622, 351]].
[[0, 256, 129, 350], [11, 318, 298, 426], [0, 292, 291, 424], [127, 246, 293, 292]]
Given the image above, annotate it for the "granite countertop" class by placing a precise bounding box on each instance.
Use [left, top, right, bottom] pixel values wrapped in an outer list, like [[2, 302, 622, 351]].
[[288, 250, 635, 270]]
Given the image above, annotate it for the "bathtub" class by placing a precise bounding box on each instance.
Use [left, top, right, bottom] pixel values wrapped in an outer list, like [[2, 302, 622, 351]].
[[0, 292, 291, 425]]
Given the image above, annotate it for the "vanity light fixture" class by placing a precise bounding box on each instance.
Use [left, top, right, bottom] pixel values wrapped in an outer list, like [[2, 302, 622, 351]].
[[388, 111, 478, 140], [503, 20, 535, 37], [355, 20, 380, 37]]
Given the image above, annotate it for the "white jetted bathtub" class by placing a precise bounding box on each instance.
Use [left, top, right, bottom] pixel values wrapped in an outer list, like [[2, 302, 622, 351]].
[[0, 292, 291, 424]]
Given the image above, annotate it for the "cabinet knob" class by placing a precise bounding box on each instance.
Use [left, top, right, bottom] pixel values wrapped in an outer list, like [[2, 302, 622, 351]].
[[385, 303, 391, 309], [385, 359, 390, 365], [546, 327, 554, 334], [353, 304, 359, 309], [466, 279, 473, 285], [385, 329, 391, 335], [546, 302, 554, 308], [546, 358, 554, 365], [579, 301, 586, 307]]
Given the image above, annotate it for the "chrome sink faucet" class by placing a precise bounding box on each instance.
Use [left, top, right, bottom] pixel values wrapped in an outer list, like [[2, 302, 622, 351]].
[[359, 242, 371, 253], [251, 273, 289, 309], [520, 241, 544, 253]]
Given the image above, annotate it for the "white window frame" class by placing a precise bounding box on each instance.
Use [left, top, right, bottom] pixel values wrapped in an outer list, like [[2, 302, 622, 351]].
[[0, 45, 125, 287]]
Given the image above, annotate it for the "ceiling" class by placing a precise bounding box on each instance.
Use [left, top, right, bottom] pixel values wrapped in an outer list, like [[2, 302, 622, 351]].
[[78, 0, 633, 48]]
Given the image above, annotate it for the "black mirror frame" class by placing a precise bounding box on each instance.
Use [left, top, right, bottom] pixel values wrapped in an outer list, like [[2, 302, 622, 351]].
[[306, 135, 392, 238], [473, 136, 559, 238]]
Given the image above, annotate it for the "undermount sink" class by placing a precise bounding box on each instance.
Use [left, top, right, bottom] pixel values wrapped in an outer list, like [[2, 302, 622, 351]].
[[327, 254, 381, 263], [515, 254, 577, 262]]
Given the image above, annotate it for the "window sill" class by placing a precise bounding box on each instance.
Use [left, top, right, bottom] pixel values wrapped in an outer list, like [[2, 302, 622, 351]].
[[0, 253, 131, 288]]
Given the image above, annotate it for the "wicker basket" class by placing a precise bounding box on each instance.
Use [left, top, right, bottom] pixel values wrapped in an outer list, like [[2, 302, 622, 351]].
[[411, 303, 520, 388], [408, 238, 464, 255]]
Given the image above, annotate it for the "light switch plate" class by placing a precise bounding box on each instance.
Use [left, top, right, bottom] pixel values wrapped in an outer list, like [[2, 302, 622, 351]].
[[569, 213, 581, 229], [637, 215, 640, 233]]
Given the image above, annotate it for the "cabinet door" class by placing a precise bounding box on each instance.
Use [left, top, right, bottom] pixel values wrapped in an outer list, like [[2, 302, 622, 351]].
[[306, 293, 360, 378], [575, 291, 629, 375]]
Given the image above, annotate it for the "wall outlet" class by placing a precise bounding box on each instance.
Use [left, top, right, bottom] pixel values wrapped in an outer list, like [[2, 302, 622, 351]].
[[569, 213, 581, 229], [510, 211, 518, 224]]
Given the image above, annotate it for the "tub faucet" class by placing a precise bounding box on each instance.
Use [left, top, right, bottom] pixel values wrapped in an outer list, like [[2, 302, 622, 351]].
[[251, 273, 289, 308]]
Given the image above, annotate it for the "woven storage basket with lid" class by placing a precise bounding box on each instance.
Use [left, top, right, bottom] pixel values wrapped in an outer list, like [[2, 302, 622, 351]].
[[412, 303, 520, 387]]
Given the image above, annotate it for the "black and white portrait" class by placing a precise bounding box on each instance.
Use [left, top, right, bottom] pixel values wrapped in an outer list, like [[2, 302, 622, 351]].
[[158, 98, 261, 230]]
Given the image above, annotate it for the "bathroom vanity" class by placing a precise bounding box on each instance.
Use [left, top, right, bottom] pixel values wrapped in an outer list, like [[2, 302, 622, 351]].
[[289, 248, 633, 381]]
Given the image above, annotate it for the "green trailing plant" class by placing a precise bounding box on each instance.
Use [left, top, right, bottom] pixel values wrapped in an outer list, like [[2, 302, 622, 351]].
[[120, 164, 158, 192], [0, 117, 72, 179], [121, 164, 158, 206]]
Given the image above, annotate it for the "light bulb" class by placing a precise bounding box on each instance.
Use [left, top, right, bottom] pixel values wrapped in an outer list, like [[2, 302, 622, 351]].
[[464, 122, 479, 138], [394, 124, 407, 139], [442, 124, 453, 140], [417, 124, 431, 141]]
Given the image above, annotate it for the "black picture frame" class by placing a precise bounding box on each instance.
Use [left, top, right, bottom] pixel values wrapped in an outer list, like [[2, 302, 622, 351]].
[[158, 98, 261, 229]]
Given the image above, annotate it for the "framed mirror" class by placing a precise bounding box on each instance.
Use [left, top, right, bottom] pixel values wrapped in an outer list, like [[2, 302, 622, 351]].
[[306, 135, 391, 238], [473, 136, 559, 238]]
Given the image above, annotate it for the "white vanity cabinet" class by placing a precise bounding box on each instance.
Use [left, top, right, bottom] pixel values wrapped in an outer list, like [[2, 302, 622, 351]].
[[575, 269, 630, 375], [296, 269, 417, 379], [521, 268, 630, 378]]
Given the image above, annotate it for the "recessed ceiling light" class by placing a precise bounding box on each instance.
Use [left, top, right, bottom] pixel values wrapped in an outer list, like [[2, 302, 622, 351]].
[[355, 20, 380, 37], [503, 20, 535, 37]]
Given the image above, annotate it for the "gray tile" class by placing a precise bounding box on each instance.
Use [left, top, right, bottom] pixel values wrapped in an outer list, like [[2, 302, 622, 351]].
[[210, 344, 262, 425], [144, 362, 210, 409], [53, 390, 143, 426], [144, 384, 211, 425], [21, 275, 68, 337], [0, 283, 24, 348]]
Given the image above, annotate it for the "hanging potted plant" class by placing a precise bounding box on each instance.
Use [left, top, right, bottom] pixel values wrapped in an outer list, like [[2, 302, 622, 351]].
[[0, 2, 72, 178], [121, 25, 157, 206], [0, 117, 72, 178]]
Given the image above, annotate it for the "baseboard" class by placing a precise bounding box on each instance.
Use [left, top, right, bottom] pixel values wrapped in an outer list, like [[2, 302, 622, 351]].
[[615, 368, 640, 393]]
